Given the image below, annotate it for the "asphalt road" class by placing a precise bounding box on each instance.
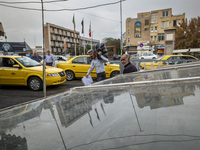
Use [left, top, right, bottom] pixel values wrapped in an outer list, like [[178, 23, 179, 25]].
[[0, 79, 84, 110]]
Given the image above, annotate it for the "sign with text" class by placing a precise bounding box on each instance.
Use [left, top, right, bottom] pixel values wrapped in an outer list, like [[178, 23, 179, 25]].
[[0, 42, 27, 52]]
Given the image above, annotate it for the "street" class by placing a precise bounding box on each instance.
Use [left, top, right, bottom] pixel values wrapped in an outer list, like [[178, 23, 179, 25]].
[[0, 79, 84, 110]]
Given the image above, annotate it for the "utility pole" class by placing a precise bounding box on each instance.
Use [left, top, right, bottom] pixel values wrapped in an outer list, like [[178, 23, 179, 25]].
[[120, 0, 123, 55], [41, 0, 46, 97]]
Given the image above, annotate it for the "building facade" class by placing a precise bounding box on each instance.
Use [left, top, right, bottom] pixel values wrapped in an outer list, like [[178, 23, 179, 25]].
[[126, 8, 185, 55], [44, 23, 80, 55], [44, 23, 100, 55], [79, 36, 100, 49]]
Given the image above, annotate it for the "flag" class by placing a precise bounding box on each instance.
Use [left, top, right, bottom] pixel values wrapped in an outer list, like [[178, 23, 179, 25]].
[[81, 18, 84, 34], [72, 14, 76, 34], [89, 22, 91, 37]]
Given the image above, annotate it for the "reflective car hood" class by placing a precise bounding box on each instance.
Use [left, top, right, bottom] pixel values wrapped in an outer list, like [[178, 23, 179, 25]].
[[1, 63, 200, 150], [25, 66, 64, 73]]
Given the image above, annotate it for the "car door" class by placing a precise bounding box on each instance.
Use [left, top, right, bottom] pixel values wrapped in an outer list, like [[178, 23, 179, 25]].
[[0, 57, 7, 84], [2, 57, 25, 85], [71, 56, 93, 78]]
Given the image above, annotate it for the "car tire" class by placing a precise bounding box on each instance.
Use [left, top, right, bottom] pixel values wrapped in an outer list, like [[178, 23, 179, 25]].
[[28, 77, 43, 91], [152, 57, 156, 59], [65, 70, 75, 81], [141, 57, 144, 59], [110, 71, 120, 78]]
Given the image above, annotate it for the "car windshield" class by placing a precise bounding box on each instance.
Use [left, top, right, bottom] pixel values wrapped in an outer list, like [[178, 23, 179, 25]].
[[156, 56, 165, 60], [16, 57, 42, 67]]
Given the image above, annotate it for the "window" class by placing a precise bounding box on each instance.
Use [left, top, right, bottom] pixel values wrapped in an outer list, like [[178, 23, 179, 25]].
[[158, 33, 165, 41], [155, 26, 157, 32], [173, 20, 181, 27], [72, 57, 88, 64], [182, 56, 196, 60], [151, 13, 158, 23], [135, 22, 141, 38], [128, 38, 130, 43], [151, 27, 154, 32], [162, 11, 169, 17], [128, 21, 130, 26], [145, 20, 149, 25], [166, 34, 173, 41], [161, 21, 169, 28], [144, 14, 148, 18], [154, 36, 157, 41], [128, 29, 130, 35], [151, 36, 153, 41]]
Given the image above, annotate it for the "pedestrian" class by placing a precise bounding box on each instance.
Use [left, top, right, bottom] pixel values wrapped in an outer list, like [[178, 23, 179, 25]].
[[45, 50, 55, 66], [86, 49, 108, 81], [30, 51, 40, 62], [120, 54, 137, 74], [36, 52, 42, 62]]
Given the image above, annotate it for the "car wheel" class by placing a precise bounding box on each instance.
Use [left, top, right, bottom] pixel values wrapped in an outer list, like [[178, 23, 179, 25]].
[[110, 71, 120, 78], [28, 77, 42, 91], [65, 70, 75, 81], [141, 57, 144, 59], [152, 57, 156, 59]]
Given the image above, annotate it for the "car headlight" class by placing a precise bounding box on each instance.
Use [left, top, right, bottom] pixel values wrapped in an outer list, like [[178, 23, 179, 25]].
[[47, 73, 58, 77]]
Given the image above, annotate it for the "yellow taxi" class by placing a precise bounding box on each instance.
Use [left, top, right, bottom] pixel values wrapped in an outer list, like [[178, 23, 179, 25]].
[[57, 55, 120, 81], [140, 55, 198, 70], [0, 55, 66, 91]]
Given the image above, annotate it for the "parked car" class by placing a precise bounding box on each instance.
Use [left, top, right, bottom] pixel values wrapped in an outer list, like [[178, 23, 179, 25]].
[[57, 55, 120, 81], [140, 55, 198, 70], [113, 54, 121, 60], [139, 53, 158, 59], [0, 55, 66, 91], [40, 55, 69, 67], [54, 55, 69, 67], [109, 60, 121, 64]]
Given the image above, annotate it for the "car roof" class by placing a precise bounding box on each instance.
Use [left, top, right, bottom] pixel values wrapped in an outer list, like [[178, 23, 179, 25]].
[[0, 55, 26, 58]]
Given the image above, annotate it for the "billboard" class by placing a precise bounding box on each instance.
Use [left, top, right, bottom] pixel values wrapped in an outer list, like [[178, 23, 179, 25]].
[[0, 42, 27, 52]]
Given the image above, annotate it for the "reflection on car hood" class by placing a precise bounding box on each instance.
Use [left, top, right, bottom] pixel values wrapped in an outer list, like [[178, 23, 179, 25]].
[[0, 63, 200, 150], [25, 66, 64, 73]]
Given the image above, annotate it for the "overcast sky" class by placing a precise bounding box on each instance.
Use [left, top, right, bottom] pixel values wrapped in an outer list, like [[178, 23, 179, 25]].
[[0, 0, 199, 48]]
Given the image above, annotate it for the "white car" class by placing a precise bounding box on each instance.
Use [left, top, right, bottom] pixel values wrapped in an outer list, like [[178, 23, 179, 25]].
[[41, 55, 69, 67], [139, 53, 158, 59]]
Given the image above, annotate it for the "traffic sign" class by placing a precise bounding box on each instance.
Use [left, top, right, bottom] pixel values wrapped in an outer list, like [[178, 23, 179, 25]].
[[139, 43, 143, 48]]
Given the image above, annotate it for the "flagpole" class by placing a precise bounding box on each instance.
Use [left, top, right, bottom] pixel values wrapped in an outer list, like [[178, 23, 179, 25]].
[[82, 18, 85, 55], [83, 18, 85, 55]]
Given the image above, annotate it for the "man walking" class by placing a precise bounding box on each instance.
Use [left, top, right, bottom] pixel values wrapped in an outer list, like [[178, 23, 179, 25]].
[[86, 49, 108, 81], [120, 54, 137, 74]]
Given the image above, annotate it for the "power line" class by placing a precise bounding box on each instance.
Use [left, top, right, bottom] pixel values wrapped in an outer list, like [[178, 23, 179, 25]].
[[0, 0, 68, 4], [0, 0, 125, 11], [77, 11, 119, 23]]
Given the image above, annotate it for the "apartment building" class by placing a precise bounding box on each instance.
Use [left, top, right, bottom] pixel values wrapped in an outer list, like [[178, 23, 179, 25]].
[[44, 23, 100, 55], [126, 8, 185, 54], [44, 23, 80, 55]]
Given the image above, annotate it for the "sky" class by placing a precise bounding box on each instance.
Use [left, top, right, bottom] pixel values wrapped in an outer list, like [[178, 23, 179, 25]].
[[0, 0, 199, 48]]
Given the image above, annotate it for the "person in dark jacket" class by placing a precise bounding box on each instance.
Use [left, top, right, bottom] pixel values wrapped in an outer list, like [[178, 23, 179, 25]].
[[120, 54, 137, 74]]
